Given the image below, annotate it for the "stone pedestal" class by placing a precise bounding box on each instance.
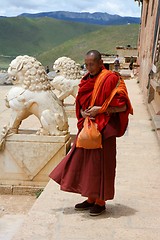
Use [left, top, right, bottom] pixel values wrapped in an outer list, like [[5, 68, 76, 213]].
[[64, 104, 76, 118], [0, 130, 71, 190]]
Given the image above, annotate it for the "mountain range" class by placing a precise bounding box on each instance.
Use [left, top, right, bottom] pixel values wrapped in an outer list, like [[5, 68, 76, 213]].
[[19, 11, 140, 25]]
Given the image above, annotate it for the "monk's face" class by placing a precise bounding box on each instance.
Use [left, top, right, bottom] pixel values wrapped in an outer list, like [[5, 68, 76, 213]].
[[85, 54, 103, 75]]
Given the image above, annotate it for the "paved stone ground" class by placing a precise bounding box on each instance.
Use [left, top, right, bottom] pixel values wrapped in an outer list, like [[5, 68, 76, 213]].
[[0, 78, 160, 239], [0, 195, 35, 240]]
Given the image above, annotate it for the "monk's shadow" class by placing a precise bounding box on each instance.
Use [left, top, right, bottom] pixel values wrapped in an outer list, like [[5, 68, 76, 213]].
[[100, 203, 137, 219], [52, 203, 137, 219]]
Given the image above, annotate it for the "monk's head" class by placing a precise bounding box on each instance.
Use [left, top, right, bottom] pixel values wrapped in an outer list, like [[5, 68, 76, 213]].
[[85, 50, 103, 75]]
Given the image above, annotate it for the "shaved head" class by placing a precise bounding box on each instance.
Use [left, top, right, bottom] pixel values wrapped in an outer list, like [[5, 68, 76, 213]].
[[85, 50, 103, 75], [86, 50, 101, 61]]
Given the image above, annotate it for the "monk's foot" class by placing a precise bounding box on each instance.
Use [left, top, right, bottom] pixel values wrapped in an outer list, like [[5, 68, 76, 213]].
[[89, 204, 106, 216], [75, 200, 95, 211]]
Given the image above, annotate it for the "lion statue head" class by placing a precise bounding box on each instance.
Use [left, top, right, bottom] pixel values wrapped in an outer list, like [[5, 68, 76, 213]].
[[53, 56, 83, 80], [8, 55, 51, 91]]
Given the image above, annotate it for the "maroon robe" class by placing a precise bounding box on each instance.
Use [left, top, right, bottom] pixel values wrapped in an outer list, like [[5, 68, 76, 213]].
[[49, 69, 131, 200]]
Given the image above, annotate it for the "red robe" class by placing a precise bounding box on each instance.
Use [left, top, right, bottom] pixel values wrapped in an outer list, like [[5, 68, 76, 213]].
[[49, 69, 133, 200], [76, 69, 133, 136]]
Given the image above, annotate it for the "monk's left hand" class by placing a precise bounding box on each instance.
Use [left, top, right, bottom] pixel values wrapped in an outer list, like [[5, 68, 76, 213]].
[[85, 106, 101, 117]]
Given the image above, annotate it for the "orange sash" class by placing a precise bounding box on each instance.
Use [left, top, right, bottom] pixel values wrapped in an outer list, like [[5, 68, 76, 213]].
[[90, 69, 112, 107], [90, 69, 133, 115]]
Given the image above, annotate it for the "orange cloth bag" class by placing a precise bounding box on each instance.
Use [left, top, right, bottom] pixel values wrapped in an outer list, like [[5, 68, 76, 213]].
[[76, 116, 102, 149]]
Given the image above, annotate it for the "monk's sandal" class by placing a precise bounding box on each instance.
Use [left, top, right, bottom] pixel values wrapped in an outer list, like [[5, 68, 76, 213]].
[[89, 204, 106, 216], [75, 200, 95, 210]]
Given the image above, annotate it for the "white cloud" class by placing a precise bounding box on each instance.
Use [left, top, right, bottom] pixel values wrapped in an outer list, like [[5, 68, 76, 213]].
[[0, 0, 141, 17]]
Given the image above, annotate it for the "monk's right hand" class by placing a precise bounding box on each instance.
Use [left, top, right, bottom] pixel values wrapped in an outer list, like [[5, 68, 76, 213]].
[[80, 109, 90, 118]]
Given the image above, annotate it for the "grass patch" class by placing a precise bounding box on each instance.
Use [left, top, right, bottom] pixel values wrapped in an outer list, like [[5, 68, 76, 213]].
[[35, 188, 44, 198]]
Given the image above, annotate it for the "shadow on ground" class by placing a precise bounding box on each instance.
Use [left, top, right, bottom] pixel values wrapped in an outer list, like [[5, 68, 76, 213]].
[[51, 203, 137, 219]]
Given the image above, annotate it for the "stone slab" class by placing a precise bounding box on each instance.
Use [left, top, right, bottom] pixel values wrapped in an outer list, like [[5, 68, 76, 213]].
[[6, 130, 70, 143], [0, 185, 44, 196], [0, 133, 71, 186], [0, 186, 13, 195]]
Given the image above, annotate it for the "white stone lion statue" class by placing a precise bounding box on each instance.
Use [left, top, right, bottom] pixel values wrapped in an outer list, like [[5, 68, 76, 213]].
[[4, 55, 68, 136], [51, 57, 84, 101]]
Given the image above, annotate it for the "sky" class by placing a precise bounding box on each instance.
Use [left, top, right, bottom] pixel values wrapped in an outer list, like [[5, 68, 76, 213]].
[[0, 0, 141, 17]]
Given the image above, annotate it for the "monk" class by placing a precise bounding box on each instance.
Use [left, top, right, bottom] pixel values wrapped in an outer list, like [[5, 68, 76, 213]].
[[49, 50, 133, 216]]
